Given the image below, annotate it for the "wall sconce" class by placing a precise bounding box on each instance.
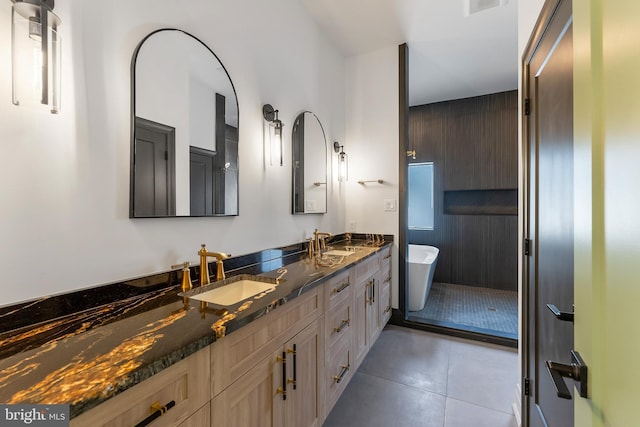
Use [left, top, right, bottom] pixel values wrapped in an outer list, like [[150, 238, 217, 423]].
[[334, 141, 348, 182], [10, 0, 62, 114], [263, 104, 284, 166]]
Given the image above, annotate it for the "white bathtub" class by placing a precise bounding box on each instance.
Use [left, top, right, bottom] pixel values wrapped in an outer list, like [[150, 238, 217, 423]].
[[408, 244, 439, 311]]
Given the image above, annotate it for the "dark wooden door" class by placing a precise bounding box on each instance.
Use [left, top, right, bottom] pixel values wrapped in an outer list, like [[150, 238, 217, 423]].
[[190, 147, 216, 216], [133, 117, 175, 217], [524, 0, 574, 426]]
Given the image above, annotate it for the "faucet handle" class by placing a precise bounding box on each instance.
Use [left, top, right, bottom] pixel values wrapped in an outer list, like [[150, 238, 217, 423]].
[[171, 262, 192, 292]]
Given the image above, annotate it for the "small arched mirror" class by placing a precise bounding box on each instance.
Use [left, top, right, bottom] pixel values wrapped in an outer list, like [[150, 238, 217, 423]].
[[292, 112, 328, 214], [130, 29, 239, 217]]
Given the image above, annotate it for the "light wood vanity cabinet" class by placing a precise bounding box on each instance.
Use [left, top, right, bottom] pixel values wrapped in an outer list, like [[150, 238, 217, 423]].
[[211, 288, 323, 427], [69, 245, 393, 427], [378, 245, 393, 328], [352, 248, 392, 371], [323, 269, 354, 415], [211, 319, 322, 427], [70, 347, 211, 427]]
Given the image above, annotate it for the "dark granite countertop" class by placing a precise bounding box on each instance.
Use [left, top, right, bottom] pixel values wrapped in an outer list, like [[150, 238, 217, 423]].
[[0, 236, 392, 418]]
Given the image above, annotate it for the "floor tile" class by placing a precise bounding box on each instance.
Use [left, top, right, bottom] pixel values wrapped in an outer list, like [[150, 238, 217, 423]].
[[446, 338, 519, 414], [410, 282, 518, 338], [444, 398, 518, 427], [323, 371, 446, 427], [358, 325, 451, 395]]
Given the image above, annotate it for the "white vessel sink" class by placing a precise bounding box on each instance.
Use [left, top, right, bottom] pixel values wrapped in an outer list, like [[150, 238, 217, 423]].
[[187, 278, 276, 306]]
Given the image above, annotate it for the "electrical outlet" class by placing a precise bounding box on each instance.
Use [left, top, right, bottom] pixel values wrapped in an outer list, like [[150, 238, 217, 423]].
[[384, 199, 397, 212]]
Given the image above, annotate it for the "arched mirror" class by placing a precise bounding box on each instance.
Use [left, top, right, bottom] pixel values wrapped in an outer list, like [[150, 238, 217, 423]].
[[130, 29, 239, 217], [292, 111, 327, 214]]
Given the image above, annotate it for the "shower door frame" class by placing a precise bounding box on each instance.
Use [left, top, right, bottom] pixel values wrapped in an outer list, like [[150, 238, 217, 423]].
[[392, 43, 517, 348]]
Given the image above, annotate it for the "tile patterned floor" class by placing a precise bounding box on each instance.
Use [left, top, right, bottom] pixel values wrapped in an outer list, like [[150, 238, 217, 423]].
[[409, 282, 518, 339], [323, 325, 519, 427]]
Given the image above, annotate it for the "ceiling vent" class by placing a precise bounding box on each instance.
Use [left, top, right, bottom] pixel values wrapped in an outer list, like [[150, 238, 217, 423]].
[[463, 0, 508, 17]]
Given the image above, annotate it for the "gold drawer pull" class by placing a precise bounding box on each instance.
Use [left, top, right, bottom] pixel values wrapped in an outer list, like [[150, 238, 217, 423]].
[[134, 400, 176, 427], [384, 305, 392, 314], [383, 253, 391, 259], [333, 318, 350, 334], [332, 281, 350, 295], [384, 275, 391, 284], [332, 364, 350, 384]]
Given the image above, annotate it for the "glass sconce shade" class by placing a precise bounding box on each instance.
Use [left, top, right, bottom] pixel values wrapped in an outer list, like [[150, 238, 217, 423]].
[[11, 0, 61, 114], [334, 141, 348, 182], [263, 104, 284, 166]]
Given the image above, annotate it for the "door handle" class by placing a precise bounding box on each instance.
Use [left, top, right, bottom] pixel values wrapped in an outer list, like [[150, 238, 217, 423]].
[[546, 304, 574, 322], [545, 350, 588, 399]]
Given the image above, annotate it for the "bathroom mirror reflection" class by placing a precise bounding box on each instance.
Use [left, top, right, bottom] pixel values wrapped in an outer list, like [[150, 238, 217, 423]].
[[130, 29, 239, 218], [291, 111, 327, 214]]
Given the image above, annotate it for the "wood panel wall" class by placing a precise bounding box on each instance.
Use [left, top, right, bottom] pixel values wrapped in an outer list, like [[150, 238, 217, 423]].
[[407, 90, 518, 291]]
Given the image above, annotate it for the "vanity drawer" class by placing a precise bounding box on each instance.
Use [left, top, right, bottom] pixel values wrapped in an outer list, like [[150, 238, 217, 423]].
[[380, 247, 392, 274], [325, 297, 352, 348], [325, 333, 351, 414], [211, 287, 322, 396], [70, 347, 210, 427], [324, 268, 353, 309], [379, 275, 392, 326], [355, 254, 379, 282]]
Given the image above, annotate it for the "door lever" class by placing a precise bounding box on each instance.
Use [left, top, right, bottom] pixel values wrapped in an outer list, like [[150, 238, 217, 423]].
[[546, 304, 574, 322], [545, 350, 588, 399]]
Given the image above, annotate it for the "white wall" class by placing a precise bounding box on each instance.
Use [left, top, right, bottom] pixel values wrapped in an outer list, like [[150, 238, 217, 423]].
[[345, 46, 400, 306], [0, 0, 346, 306]]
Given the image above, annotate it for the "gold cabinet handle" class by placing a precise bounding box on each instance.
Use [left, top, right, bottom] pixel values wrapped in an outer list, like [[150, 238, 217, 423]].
[[333, 318, 350, 334], [384, 275, 391, 284], [383, 253, 391, 259], [332, 281, 350, 295], [384, 305, 392, 314], [332, 364, 350, 384], [277, 352, 287, 400], [134, 400, 175, 427]]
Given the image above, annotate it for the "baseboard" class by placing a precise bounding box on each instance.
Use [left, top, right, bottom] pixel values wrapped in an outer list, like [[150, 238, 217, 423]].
[[512, 383, 522, 426]]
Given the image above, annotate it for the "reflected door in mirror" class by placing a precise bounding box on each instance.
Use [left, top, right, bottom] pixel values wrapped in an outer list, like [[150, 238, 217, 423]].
[[133, 118, 176, 217]]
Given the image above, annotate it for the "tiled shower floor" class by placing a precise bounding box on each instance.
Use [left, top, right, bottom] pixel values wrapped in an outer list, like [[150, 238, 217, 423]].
[[408, 282, 518, 340]]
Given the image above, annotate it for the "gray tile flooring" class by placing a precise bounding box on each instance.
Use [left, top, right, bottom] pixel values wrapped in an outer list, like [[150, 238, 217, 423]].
[[323, 325, 519, 427], [409, 282, 518, 339]]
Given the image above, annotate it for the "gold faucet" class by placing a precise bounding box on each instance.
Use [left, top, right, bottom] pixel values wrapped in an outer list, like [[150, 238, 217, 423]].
[[313, 229, 332, 254], [198, 244, 231, 285]]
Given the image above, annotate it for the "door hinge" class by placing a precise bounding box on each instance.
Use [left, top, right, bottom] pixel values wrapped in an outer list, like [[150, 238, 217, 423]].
[[524, 98, 531, 116], [524, 378, 531, 396], [524, 238, 531, 256]]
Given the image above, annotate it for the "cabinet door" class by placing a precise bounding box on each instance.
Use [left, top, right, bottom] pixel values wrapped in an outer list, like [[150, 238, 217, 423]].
[[379, 272, 392, 327], [285, 320, 321, 427], [211, 350, 280, 427], [178, 402, 210, 427], [353, 276, 371, 369], [366, 276, 380, 344]]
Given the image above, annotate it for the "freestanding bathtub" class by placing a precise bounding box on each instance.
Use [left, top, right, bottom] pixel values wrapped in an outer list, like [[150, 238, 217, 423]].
[[408, 244, 439, 311]]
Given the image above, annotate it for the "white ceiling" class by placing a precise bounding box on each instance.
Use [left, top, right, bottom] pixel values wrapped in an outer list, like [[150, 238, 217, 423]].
[[301, 0, 518, 106]]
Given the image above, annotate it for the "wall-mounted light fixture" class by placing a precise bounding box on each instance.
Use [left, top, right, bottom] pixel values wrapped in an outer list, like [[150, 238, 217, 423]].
[[10, 0, 62, 114], [263, 104, 284, 166], [334, 141, 348, 182]]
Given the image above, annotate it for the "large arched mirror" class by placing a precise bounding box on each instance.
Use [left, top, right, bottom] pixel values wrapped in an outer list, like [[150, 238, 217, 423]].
[[130, 29, 239, 217], [292, 111, 327, 214]]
